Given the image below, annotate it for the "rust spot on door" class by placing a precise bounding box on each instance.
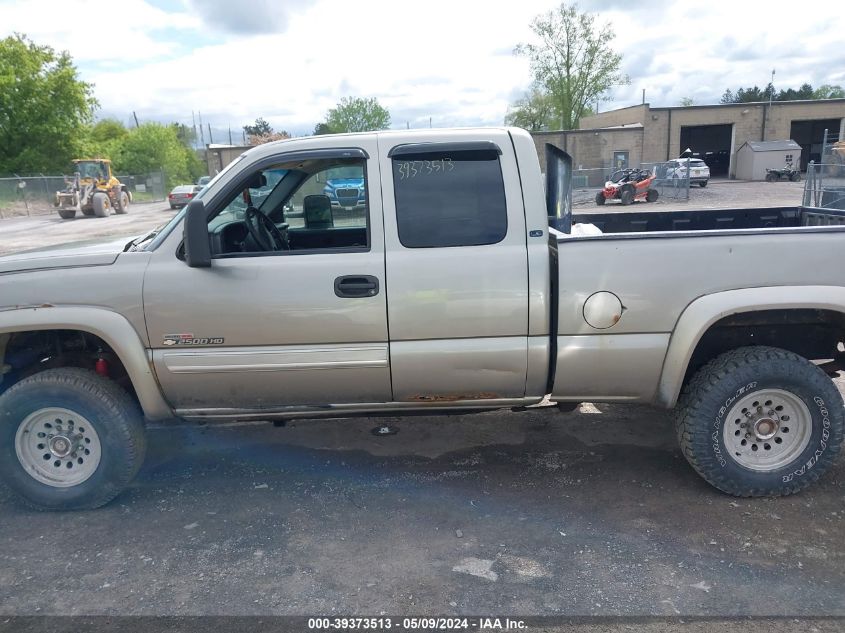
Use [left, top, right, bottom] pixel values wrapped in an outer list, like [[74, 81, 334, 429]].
[[408, 392, 500, 402]]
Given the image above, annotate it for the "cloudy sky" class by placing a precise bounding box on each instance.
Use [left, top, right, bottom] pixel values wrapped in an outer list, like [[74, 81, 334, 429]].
[[2, 0, 844, 140]]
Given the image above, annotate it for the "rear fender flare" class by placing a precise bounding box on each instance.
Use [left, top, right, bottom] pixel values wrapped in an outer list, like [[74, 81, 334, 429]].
[[655, 286, 845, 408]]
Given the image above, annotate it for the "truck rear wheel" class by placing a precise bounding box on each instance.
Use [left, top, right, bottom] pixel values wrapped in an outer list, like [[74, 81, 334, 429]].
[[674, 346, 843, 497], [92, 192, 109, 217], [57, 208, 76, 220], [0, 368, 146, 510]]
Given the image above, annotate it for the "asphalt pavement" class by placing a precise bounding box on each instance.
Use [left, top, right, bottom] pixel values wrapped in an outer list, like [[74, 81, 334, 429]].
[[1, 385, 843, 618]]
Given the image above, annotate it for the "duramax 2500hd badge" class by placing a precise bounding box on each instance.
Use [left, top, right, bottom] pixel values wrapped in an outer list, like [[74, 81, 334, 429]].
[[162, 334, 225, 346]]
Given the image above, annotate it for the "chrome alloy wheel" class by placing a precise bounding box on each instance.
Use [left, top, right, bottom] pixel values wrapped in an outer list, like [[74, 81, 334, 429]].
[[723, 389, 812, 472], [14, 408, 102, 487]]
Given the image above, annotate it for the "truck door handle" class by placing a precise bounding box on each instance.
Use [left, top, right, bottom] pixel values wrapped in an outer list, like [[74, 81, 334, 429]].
[[334, 275, 379, 298]]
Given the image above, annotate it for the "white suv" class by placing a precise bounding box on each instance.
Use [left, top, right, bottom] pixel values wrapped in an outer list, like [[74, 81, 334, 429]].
[[666, 158, 710, 187]]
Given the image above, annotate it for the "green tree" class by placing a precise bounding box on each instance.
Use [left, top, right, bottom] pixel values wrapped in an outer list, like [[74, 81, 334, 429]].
[[678, 97, 695, 107], [777, 83, 814, 101], [514, 3, 629, 130], [0, 34, 97, 173], [813, 84, 845, 99], [319, 97, 391, 133], [720, 85, 770, 103], [77, 118, 128, 159], [112, 123, 195, 187], [721, 82, 843, 103], [243, 117, 273, 137], [91, 119, 128, 146], [504, 85, 557, 131], [171, 122, 197, 147]]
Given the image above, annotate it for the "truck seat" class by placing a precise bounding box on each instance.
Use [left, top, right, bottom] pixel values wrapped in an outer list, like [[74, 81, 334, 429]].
[[303, 195, 334, 228]]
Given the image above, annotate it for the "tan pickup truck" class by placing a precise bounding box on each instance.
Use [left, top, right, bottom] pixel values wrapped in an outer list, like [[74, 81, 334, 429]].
[[1, 128, 843, 510]]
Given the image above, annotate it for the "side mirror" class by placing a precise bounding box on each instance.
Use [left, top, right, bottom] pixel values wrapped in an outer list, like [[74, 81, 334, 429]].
[[183, 199, 211, 268]]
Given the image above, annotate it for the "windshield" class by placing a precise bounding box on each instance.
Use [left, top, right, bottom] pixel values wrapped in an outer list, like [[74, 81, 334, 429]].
[[75, 161, 107, 179]]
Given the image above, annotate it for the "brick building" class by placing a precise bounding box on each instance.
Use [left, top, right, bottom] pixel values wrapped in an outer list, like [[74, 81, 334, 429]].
[[532, 99, 845, 178]]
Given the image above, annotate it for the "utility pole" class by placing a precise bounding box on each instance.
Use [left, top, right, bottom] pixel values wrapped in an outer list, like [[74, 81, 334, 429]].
[[198, 111, 205, 147], [132, 111, 140, 128], [769, 68, 776, 106], [207, 123, 213, 144], [642, 89, 645, 105], [764, 68, 775, 141], [228, 126, 232, 145]]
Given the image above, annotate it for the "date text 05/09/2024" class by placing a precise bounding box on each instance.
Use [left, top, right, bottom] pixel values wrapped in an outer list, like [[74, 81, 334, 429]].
[[307, 618, 527, 631]]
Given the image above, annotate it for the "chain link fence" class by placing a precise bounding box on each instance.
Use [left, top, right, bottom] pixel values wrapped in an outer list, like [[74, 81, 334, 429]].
[[803, 162, 845, 211], [642, 161, 692, 201], [0, 171, 166, 219], [572, 161, 690, 206]]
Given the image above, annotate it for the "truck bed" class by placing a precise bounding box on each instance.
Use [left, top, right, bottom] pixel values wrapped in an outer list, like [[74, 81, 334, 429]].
[[550, 204, 845, 406], [571, 206, 845, 234]]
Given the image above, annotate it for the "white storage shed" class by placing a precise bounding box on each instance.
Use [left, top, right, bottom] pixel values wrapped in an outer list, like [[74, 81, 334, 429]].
[[735, 140, 803, 180]]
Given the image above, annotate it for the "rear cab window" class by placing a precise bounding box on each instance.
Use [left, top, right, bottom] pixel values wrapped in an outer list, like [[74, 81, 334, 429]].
[[389, 144, 507, 248]]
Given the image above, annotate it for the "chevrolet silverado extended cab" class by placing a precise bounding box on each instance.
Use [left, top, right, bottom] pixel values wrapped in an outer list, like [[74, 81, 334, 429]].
[[1, 127, 843, 510]]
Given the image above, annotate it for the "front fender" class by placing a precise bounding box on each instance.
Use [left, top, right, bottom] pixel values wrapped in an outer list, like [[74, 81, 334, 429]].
[[655, 286, 845, 408], [0, 306, 172, 420]]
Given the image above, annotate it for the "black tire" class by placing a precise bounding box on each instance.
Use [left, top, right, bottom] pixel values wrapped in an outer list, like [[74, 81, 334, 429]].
[[790, 173, 801, 182], [595, 192, 606, 205], [114, 191, 129, 214], [674, 346, 843, 497], [81, 208, 95, 216], [646, 189, 658, 202], [619, 187, 634, 206], [699, 181, 708, 188], [92, 192, 109, 217], [0, 368, 146, 511], [57, 208, 76, 220], [765, 173, 777, 182]]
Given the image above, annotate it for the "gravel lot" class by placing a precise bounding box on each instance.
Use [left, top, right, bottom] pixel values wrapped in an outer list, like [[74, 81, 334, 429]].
[[0, 201, 177, 256], [576, 179, 805, 214], [0, 178, 842, 627]]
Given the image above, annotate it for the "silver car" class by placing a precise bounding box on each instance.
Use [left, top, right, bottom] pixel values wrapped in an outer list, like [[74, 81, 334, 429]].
[[168, 184, 202, 209]]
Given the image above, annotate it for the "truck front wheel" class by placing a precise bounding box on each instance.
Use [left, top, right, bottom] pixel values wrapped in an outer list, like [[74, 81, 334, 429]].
[[92, 192, 109, 217], [674, 346, 843, 496], [0, 369, 146, 510]]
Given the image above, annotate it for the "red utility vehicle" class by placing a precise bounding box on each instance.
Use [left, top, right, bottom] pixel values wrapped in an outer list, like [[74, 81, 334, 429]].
[[596, 168, 659, 206]]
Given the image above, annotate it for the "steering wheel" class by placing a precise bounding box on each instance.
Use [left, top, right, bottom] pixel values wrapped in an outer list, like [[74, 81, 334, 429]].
[[244, 206, 286, 251]]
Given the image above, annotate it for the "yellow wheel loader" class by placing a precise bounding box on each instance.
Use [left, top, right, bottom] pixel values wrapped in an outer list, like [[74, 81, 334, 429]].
[[54, 159, 131, 220]]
